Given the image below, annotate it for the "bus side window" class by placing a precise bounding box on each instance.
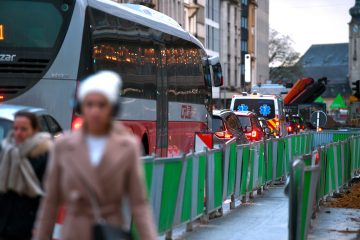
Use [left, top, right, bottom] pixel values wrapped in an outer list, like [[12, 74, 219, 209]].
[[90, 8, 157, 100]]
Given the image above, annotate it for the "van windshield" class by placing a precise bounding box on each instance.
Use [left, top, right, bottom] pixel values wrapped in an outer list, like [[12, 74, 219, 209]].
[[233, 99, 276, 119]]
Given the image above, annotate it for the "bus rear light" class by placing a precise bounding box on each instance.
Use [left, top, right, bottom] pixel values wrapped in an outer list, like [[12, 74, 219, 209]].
[[72, 116, 83, 130], [0, 95, 4, 100], [215, 131, 233, 139], [287, 126, 292, 132]]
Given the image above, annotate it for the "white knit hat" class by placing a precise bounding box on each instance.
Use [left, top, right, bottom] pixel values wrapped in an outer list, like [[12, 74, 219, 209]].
[[78, 71, 122, 103]]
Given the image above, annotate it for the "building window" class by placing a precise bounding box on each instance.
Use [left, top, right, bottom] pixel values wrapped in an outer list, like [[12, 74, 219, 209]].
[[242, 0, 248, 5], [241, 40, 248, 52], [206, 0, 220, 22], [241, 17, 248, 29], [206, 25, 220, 52], [241, 64, 245, 75]]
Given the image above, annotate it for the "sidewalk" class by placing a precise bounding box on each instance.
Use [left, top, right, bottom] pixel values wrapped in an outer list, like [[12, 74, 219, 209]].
[[179, 186, 288, 240], [308, 207, 360, 240]]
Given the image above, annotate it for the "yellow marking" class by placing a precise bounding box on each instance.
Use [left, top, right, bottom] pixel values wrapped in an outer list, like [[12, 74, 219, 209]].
[[0, 25, 4, 40]]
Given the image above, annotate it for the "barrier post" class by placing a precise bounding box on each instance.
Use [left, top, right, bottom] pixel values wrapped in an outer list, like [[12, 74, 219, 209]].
[[276, 138, 285, 179], [221, 139, 237, 209], [257, 142, 266, 194], [263, 136, 268, 190], [131, 155, 155, 240], [184, 151, 207, 232], [234, 145, 244, 198], [205, 149, 223, 216], [266, 139, 273, 183], [240, 144, 251, 202], [150, 156, 184, 235], [288, 158, 304, 240], [299, 152, 320, 240]]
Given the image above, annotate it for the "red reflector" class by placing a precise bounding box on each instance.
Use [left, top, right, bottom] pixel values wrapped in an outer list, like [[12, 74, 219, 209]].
[[315, 152, 320, 164], [215, 131, 233, 139], [72, 116, 83, 130], [196, 133, 213, 150], [251, 130, 257, 138]]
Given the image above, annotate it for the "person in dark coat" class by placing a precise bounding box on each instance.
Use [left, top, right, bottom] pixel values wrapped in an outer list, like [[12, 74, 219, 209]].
[[0, 111, 52, 240]]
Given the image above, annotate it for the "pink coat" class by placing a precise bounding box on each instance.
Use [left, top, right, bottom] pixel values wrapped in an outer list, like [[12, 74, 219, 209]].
[[34, 123, 157, 240]]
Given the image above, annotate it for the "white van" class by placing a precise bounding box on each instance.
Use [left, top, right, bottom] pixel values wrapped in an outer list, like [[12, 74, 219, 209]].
[[230, 93, 287, 137]]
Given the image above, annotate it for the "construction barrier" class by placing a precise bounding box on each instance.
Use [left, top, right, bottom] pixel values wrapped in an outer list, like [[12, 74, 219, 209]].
[[51, 130, 360, 240], [289, 133, 360, 240], [312, 130, 360, 147]]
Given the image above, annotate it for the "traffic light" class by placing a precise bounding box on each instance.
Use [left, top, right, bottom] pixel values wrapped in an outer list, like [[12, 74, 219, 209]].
[[352, 80, 360, 99]]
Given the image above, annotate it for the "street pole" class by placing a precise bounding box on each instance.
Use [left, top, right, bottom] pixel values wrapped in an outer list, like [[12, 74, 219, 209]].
[[316, 111, 320, 132], [223, 62, 228, 108]]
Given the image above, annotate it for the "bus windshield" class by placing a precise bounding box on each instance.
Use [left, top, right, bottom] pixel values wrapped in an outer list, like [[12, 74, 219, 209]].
[[233, 99, 276, 119], [0, 0, 74, 49]]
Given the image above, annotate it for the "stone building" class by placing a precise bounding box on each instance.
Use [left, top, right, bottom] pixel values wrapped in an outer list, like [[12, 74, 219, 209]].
[[219, 0, 242, 91], [184, 0, 206, 44], [254, 0, 270, 85], [349, 0, 360, 84], [241, 0, 269, 87]]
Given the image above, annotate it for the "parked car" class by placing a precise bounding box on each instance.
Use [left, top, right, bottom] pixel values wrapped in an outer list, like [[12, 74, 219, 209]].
[[233, 111, 265, 141], [0, 104, 63, 141], [258, 117, 274, 138], [212, 110, 249, 147]]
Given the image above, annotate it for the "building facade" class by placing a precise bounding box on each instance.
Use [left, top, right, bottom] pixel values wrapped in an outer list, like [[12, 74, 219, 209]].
[[241, 0, 269, 87], [204, 0, 220, 57], [349, 0, 360, 84], [184, 0, 206, 44], [220, 0, 242, 91], [254, 0, 270, 85]]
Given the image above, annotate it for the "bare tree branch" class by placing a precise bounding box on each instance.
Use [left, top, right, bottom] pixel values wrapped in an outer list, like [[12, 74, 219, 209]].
[[269, 29, 304, 82]]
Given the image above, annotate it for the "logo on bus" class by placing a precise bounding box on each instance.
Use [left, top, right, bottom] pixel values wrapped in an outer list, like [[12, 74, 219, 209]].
[[181, 105, 192, 119], [0, 54, 16, 62]]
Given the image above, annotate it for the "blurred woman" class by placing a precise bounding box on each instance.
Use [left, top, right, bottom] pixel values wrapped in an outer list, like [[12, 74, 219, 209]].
[[34, 71, 157, 240], [0, 111, 52, 240]]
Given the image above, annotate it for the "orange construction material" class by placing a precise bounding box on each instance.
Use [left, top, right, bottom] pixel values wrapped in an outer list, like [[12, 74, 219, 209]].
[[284, 78, 314, 104]]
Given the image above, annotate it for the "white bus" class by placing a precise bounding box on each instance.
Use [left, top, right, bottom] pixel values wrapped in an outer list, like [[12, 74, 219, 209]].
[[0, 0, 222, 156]]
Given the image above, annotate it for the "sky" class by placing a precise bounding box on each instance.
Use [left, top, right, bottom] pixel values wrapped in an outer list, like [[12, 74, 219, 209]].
[[270, 0, 355, 54]]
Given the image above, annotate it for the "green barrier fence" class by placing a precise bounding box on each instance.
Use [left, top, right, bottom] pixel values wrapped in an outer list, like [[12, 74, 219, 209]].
[[290, 134, 360, 240], [298, 153, 320, 240], [206, 149, 223, 215], [130, 131, 360, 240]]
